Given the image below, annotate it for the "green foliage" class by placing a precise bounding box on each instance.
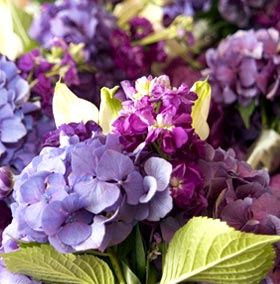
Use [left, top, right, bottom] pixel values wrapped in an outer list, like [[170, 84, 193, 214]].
[[238, 101, 256, 129], [8, 0, 38, 53], [161, 216, 280, 284], [1, 243, 115, 284]]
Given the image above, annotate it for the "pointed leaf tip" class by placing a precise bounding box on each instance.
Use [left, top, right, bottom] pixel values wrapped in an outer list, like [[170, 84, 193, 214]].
[[99, 86, 122, 134], [191, 78, 211, 140]]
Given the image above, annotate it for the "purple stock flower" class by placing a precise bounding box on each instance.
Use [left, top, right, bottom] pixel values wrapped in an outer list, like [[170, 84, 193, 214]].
[[6, 131, 172, 253], [113, 75, 200, 156], [110, 17, 167, 80]]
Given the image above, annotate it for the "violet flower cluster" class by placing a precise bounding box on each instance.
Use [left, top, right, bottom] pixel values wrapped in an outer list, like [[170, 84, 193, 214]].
[[5, 125, 172, 253]]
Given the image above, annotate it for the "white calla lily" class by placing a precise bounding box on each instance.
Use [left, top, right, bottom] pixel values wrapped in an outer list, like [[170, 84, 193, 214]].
[[53, 82, 99, 127]]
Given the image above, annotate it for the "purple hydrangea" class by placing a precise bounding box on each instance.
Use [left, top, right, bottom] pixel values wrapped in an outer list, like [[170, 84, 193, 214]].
[[6, 129, 172, 253], [0, 55, 34, 166], [218, 0, 280, 30], [29, 0, 116, 65], [203, 28, 280, 106]]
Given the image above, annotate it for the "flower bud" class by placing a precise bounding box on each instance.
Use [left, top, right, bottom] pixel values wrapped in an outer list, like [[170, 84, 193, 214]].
[[0, 166, 14, 200]]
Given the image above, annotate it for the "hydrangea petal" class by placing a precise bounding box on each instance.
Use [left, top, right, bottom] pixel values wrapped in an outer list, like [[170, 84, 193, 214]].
[[57, 222, 91, 246], [144, 157, 172, 191], [97, 150, 135, 181], [1, 118, 27, 143]]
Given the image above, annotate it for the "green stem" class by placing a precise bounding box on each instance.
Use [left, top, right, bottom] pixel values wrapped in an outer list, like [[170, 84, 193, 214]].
[[107, 248, 126, 284]]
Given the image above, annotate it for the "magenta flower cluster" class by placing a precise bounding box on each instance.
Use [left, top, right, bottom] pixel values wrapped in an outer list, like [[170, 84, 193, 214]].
[[113, 75, 202, 155]]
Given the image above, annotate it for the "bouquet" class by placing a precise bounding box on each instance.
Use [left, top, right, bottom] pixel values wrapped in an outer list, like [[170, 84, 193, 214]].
[[0, 0, 280, 283]]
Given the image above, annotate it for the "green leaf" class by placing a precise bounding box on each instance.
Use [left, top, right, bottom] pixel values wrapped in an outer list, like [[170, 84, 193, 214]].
[[99, 86, 122, 134], [238, 102, 256, 129], [1, 243, 115, 284], [121, 261, 142, 284], [190, 78, 211, 140], [7, 0, 38, 53], [161, 216, 280, 284]]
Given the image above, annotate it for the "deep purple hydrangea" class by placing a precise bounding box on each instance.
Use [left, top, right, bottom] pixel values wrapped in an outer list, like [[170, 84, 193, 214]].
[[6, 128, 172, 253], [163, 0, 212, 26], [218, 0, 280, 30], [203, 28, 280, 106]]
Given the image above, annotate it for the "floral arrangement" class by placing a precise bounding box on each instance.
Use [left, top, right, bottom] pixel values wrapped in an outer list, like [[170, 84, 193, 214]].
[[1, 0, 280, 283]]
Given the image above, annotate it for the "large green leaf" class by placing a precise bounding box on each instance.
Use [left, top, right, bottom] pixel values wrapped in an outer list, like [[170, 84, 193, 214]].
[[161, 217, 280, 284], [1, 243, 115, 284]]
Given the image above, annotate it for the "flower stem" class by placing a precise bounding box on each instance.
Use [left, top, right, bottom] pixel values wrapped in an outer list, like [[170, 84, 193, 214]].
[[107, 248, 126, 284]]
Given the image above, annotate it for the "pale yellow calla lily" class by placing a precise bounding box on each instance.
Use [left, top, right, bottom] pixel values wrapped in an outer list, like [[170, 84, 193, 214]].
[[99, 86, 122, 134], [53, 82, 99, 127], [0, 0, 23, 60], [191, 78, 211, 140]]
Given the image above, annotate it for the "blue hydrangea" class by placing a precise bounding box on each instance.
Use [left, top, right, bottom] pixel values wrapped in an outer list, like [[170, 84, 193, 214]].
[[8, 129, 172, 253], [0, 55, 32, 167]]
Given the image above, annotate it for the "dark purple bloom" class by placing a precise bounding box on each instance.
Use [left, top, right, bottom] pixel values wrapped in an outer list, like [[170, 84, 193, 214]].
[[0, 201, 12, 246], [170, 161, 206, 214], [110, 18, 167, 80], [0, 167, 13, 200], [42, 121, 101, 147]]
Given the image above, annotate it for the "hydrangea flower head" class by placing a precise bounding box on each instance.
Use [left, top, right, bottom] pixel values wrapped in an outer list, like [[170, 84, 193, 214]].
[[203, 28, 280, 106], [29, 0, 116, 65], [8, 127, 172, 253]]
